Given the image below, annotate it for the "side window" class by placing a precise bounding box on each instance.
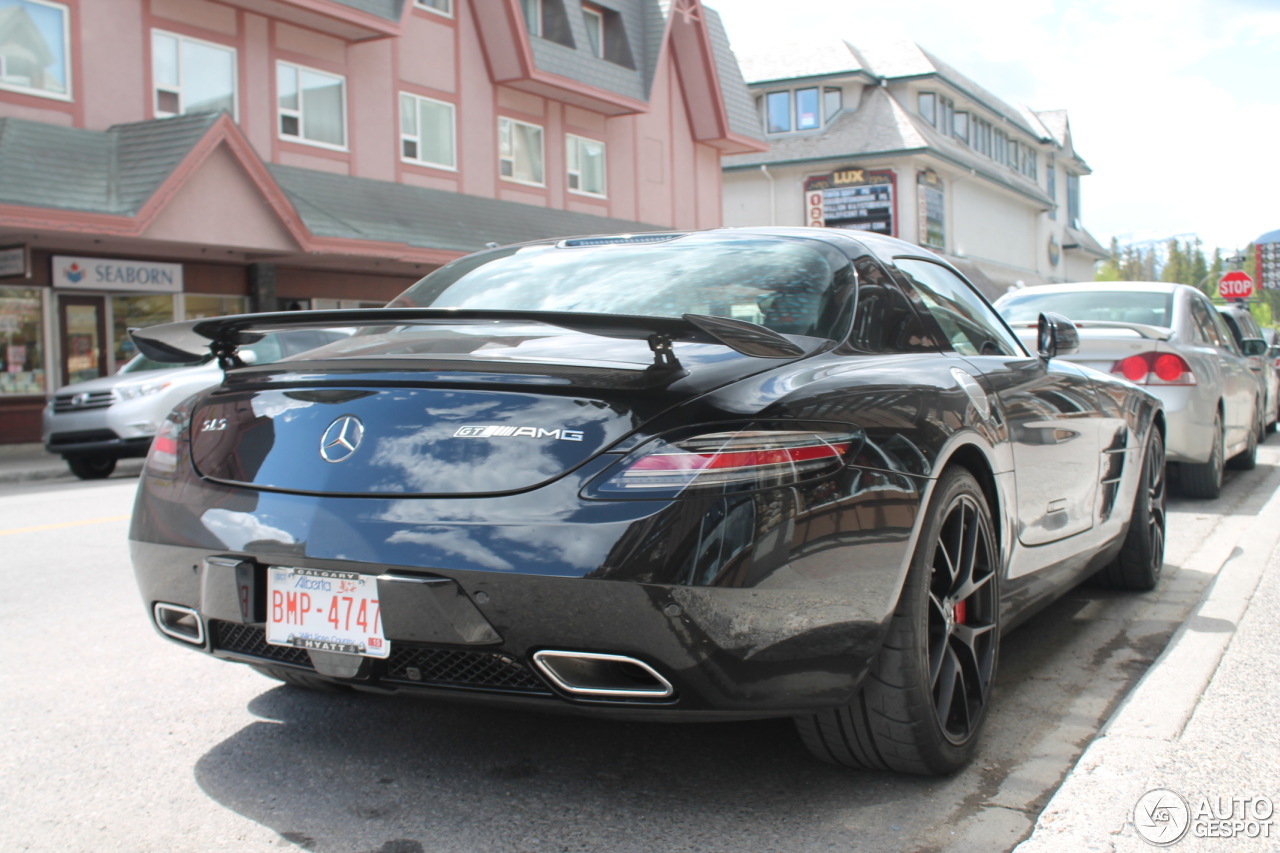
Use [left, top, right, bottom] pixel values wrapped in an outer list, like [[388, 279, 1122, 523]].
[[893, 258, 1024, 357], [1189, 298, 1220, 346], [1214, 312, 1242, 353], [845, 256, 937, 353]]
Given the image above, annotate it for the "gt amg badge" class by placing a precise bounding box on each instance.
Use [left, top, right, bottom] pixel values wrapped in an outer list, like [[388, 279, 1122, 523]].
[[454, 425, 584, 441], [320, 415, 364, 463]]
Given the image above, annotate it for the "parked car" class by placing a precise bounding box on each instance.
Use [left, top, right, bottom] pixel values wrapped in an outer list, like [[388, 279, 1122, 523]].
[[128, 228, 1164, 776], [44, 329, 350, 479], [994, 282, 1260, 499], [1214, 304, 1278, 434]]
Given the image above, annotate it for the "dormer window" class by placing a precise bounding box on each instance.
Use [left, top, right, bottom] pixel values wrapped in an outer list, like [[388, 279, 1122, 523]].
[[522, 0, 574, 47], [763, 86, 843, 134], [582, 4, 603, 57]]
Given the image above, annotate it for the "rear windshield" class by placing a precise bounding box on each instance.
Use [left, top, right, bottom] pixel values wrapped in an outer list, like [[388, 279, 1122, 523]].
[[393, 235, 856, 338], [997, 289, 1174, 327]]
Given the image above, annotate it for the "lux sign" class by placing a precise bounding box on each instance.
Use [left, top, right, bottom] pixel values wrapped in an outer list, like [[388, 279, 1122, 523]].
[[52, 255, 183, 293]]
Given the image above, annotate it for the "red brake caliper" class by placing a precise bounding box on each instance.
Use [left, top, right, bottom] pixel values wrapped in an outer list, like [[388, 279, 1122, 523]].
[[954, 598, 967, 625]]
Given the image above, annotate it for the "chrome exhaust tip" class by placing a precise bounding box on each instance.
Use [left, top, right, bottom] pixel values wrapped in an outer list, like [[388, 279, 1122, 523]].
[[531, 650, 674, 699], [153, 602, 205, 646]]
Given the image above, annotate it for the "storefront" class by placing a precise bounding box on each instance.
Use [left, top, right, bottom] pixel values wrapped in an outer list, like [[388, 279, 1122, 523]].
[[0, 249, 418, 443]]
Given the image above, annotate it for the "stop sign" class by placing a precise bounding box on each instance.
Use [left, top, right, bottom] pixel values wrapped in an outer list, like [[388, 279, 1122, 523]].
[[1219, 270, 1255, 299]]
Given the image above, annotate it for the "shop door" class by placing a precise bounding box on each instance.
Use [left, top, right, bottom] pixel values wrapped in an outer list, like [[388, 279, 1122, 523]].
[[59, 295, 108, 386]]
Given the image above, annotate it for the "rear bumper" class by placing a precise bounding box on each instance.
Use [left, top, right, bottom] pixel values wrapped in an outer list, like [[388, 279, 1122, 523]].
[[131, 539, 897, 718], [1148, 385, 1215, 464]]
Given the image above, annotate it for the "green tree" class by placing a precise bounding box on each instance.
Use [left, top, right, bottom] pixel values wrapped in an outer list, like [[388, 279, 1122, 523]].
[[1096, 237, 1122, 280]]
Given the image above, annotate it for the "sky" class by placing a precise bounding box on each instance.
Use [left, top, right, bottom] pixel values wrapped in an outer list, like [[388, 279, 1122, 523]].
[[713, 0, 1280, 254]]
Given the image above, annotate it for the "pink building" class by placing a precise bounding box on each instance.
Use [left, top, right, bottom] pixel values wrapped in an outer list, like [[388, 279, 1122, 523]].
[[0, 0, 763, 442]]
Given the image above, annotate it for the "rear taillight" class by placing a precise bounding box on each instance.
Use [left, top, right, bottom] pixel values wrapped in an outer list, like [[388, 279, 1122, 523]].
[[146, 415, 185, 474], [1111, 352, 1196, 386], [587, 428, 859, 499]]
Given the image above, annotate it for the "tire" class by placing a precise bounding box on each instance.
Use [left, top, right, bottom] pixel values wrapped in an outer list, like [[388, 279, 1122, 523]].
[[795, 467, 999, 776], [1179, 411, 1224, 499], [1227, 402, 1261, 471], [66, 454, 117, 480], [250, 664, 350, 693], [1267, 392, 1277, 435], [1093, 428, 1166, 591]]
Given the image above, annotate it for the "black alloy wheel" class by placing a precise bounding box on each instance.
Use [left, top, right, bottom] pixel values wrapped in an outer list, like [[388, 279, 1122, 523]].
[[1094, 428, 1166, 591], [1180, 412, 1223, 499], [795, 467, 999, 775], [66, 454, 117, 480], [927, 492, 999, 745]]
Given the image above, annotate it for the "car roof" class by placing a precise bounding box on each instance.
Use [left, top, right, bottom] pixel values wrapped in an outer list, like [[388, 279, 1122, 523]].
[[1003, 281, 1184, 296]]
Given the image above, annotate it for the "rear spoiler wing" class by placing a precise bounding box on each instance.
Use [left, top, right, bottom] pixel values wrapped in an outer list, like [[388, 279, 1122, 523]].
[[129, 308, 817, 372], [1008, 319, 1173, 341]]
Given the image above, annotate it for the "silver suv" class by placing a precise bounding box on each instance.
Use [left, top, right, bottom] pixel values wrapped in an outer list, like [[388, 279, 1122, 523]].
[[44, 329, 348, 479], [1215, 304, 1278, 434]]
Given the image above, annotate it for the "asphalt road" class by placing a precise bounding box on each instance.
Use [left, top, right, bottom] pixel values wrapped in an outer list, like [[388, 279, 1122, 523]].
[[3, 439, 1279, 853]]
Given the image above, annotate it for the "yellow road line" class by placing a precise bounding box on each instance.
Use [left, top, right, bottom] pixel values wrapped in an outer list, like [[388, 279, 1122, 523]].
[[0, 514, 131, 537]]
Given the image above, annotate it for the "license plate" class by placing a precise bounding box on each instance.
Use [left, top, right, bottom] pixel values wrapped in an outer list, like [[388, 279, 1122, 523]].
[[266, 567, 388, 658]]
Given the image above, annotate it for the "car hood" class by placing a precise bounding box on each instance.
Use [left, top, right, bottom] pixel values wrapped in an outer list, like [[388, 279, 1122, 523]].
[[185, 323, 824, 497], [53, 363, 218, 396]]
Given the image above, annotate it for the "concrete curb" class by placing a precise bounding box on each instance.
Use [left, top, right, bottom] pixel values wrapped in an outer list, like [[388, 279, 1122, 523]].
[[1013, 478, 1280, 851]]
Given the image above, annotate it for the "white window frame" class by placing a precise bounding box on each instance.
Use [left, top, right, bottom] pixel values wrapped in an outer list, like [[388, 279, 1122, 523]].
[[522, 0, 543, 37], [151, 29, 238, 121], [498, 116, 546, 187], [276, 61, 348, 152], [582, 4, 604, 57], [399, 91, 457, 171], [413, 0, 453, 18], [0, 0, 72, 101], [566, 133, 606, 198]]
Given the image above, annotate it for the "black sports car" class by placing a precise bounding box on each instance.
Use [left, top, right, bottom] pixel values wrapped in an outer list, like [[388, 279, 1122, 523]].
[[129, 228, 1165, 775]]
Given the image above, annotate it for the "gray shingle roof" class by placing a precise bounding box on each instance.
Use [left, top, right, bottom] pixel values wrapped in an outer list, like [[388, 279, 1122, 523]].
[[327, 0, 404, 22], [737, 39, 864, 85], [723, 86, 1054, 207], [703, 7, 765, 143], [267, 164, 663, 253], [0, 112, 218, 215], [723, 85, 924, 168]]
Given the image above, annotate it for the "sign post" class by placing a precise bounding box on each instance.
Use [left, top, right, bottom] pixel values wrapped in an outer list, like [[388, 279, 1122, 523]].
[[1218, 270, 1254, 301]]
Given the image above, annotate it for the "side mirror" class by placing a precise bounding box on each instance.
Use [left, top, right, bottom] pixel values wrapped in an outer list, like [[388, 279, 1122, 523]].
[[1037, 312, 1079, 359], [1242, 338, 1269, 358]]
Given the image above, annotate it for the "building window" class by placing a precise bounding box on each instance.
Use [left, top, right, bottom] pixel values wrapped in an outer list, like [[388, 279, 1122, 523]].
[[277, 62, 346, 149], [952, 111, 968, 144], [0, 0, 70, 100], [1067, 172, 1081, 228], [413, 0, 452, 16], [184, 294, 248, 320], [582, 4, 603, 57], [993, 129, 1008, 167], [918, 92, 936, 126], [152, 31, 236, 119], [939, 95, 954, 137], [522, 0, 542, 35], [824, 87, 842, 121], [972, 116, 991, 156], [794, 87, 820, 130], [0, 285, 44, 395], [1047, 154, 1057, 220], [566, 133, 605, 196], [112, 294, 174, 367], [498, 116, 544, 185], [765, 91, 790, 133], [1020, 144, 1037, 180], [400, 92, 455, 169], [522, 0, 574, 46]]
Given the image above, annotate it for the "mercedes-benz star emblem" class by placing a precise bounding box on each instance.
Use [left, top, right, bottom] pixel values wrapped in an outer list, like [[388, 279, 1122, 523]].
[[320, 415, 364, 463]]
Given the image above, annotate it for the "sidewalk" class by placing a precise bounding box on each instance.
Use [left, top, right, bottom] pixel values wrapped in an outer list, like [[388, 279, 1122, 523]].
[[1015, 480, 1280, 851], [0, 442, 143, 484]]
